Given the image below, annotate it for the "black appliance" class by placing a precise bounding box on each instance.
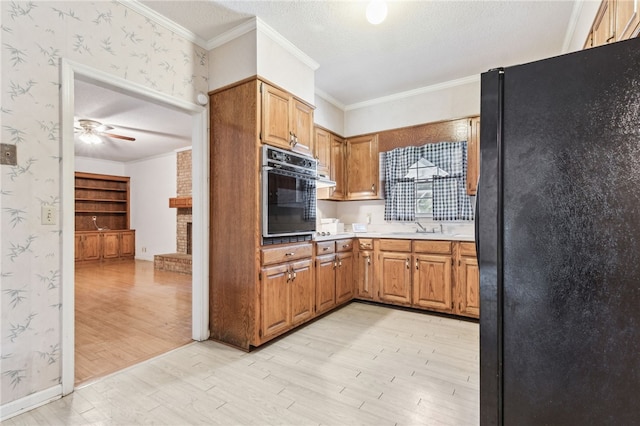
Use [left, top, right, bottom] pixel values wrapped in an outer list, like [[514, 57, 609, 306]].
[[262, 145, 317, 244], [478, 37, 640, 425]]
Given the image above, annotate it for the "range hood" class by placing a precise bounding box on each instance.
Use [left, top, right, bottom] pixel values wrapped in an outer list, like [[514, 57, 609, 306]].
[[316, 174, 336, 188]]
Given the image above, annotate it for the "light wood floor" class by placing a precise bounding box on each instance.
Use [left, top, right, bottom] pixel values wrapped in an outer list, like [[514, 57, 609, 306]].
[[8, 302, 479, 425], [75, 260, 192, 385]]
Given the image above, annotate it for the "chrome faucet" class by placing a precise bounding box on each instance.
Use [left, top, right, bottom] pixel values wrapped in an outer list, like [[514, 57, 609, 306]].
[[415, 222, 443, 233], [415, 222, 428, 233]]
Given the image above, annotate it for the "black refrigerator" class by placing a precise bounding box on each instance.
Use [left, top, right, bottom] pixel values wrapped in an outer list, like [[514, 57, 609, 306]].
[[478, 37, 640, 425]]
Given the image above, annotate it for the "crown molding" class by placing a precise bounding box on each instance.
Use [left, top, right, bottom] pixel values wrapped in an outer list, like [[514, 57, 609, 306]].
[[344, 74, 480, 111], [205, 18, 257, 50], [255, 17, 320, 71], [119, 1, 208, 49], [315, 88, 346, 111], [562, 0, 585, 53]]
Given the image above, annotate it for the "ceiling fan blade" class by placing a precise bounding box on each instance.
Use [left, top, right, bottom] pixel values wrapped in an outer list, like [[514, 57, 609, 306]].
[[102, 132, 135, 141]]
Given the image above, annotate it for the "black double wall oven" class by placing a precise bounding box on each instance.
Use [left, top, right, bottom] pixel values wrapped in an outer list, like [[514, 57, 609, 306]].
[[262, 145, 317, 245]]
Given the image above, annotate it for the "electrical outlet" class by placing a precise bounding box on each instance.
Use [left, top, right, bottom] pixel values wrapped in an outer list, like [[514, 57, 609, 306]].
[[141, 247, 147, 253], [366, 213, 372, 224], [42, 206, 56, 225]]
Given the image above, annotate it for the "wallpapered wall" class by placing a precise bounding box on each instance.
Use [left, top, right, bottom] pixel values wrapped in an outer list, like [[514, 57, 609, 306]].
[[0, 1, 208, 405]]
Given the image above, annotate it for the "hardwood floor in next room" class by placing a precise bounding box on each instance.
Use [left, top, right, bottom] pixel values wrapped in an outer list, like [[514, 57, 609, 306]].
[[9, 302, 479, 425], [75, 260, 192, 385]]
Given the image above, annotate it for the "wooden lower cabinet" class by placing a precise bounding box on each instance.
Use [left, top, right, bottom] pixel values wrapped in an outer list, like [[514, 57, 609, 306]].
[[354, 238, 478, 319], [378, 252, 412, 305], [413, 254, 453, 312], [455, 242, 480, 318], [356, 250, 374, 299], [335, 251, 354, 304], [75, 230, 135, 263], [315, 253, 337, 315], [290, 259, 314, 325]]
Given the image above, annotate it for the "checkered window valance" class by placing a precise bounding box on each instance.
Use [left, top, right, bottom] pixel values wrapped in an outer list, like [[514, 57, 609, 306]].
[[382, 141, 474, 221]]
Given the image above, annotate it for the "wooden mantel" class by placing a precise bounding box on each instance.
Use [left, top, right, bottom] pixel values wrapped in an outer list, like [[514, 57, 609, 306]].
[[169, 197, 192, 208]]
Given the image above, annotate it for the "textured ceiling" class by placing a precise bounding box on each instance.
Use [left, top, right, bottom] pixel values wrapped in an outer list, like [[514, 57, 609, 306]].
[[140, 0, 579, 106]]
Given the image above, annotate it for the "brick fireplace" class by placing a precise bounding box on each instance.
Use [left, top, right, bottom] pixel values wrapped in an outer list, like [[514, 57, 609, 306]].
[[154, 148, 192, 274]]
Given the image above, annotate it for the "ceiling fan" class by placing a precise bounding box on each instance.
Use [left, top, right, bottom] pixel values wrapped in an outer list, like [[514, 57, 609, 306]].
[[75, 119, 135, 144]]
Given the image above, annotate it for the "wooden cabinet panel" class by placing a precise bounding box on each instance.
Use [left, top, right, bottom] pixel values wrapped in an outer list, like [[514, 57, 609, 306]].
[[357, 250, 374, 299], [75, 234, 82, 262], [75, 172, 130, 231], [260, 264, 291, 340], [457, 255, 479, 318], [261, 243, 313, 266], [290, 259, 314, 326], [314, 127, 331, 177], [467, 117, 480, 195], [315, 254, 337, 315], [335, 239, 354, 253], [316, 241, 335, 255], [379, 239, 412, 252], [335, 252, 354, 304], [291, 99, 313, 156], [329, 135, 346, 200], [262, 84, 291, 150], [102, 232, 120, 259], [358, 239, 373, 250], [120, 230, 136, 257], [80, 233, 101, 261], [413, 254, 453, 312], [413, 240, 452, 254], [616, 0, 640, 40], [379, 252, 411, 305], [346, 134, 379, 200]]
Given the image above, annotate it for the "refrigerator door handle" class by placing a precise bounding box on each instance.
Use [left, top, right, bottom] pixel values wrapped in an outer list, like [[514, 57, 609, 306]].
[[475, 175, 480, 258]]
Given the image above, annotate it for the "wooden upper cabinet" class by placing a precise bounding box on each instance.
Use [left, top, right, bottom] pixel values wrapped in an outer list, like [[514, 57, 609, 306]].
[[291, 99, 314, 155], [585, 0, 639, 48], [314, 127, 331, 177], [616, 0, 640, 41], [467, 117, 480, 196], [329, 135, 346, 200], [261, 84, 291, 150], [261, 82, 314, 156], [346, 134, 379, 200]]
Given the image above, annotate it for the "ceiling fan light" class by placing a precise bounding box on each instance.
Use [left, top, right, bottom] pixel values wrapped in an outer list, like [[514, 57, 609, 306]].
[[79, 132, 102, 145], [366, 0, 387, 25]]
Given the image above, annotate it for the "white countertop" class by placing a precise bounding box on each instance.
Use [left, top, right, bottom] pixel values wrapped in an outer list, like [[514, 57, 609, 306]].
[[314, 232, 475, 242]]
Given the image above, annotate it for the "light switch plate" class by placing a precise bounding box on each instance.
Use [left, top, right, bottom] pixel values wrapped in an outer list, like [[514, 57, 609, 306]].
[[42, 206, 56, 225], [1, 143, 17, 166]]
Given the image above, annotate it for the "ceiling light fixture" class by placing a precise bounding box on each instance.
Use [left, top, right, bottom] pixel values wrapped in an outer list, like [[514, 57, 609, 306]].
[[79, 131, 102, 145], [366, 0, 387, 25]]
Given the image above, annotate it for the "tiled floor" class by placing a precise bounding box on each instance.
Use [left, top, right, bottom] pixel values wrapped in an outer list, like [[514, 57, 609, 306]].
[[5, 302, 479, 425]]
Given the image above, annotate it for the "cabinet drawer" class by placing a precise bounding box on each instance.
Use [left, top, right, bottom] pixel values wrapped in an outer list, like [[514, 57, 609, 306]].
[[459, 242, 477, 257], [316, 241, 335, 255], [414, 240, 452, 254], [358, 239, 373, 250], [261, 243, 313, 266], [336, 239, 354, 252], [379, 239, 412, 252]]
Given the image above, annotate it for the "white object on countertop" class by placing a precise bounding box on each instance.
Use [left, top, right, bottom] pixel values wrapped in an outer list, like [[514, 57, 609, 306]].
[[320, 218, 339, 224], [352, 223, 367, 232], [321, 222, 344, 234]]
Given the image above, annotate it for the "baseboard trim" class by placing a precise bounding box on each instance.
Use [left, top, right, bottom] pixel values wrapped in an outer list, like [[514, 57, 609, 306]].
[[0, 385, 62, 421]]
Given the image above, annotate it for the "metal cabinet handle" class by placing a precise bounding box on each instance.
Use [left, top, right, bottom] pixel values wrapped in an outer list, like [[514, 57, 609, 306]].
[[366, 256, 371, 266], [371, 184, 375, 192], [285, 252, 295, 256], [406, 258, 410, 269], [342, 244, 350, 249], [292, 271, 297, 281], [415, 259, 419, 270], [322, 247, 329, 251]]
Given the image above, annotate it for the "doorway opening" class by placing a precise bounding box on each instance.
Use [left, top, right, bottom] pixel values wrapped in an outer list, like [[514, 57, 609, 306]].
[[60, 59, 209, 394]]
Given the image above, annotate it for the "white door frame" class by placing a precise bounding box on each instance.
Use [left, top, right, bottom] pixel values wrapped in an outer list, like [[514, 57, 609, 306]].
[[60, 59, 209, 395]]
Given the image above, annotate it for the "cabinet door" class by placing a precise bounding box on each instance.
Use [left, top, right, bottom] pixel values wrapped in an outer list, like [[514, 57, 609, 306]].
[[75, 234, 82, 262], [82, 233, 101, 261], [290, 259, 314, 326], [315, 254, 337, 315], [329, 135, 346, 200], [260, 264, 291, 340], [457, 255, 480, 318], [616, 0, 640, 41], [346, 134, 379, 200], [378, 252, 411, 304], [120, 230, 135, 257], [335, 252, 354, 304], [467, 117, 480, 195], [314, 127, 331, 177], [102, 232, 120, 259], [593, 0, 614, 46], [262, 83, 291, 150], [413, 254, 452, 312], [356, 250, 374, 299], [290, 99, 313, 156]]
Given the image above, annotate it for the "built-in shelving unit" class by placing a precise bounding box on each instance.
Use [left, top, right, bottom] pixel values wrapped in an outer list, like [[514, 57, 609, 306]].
[[75, 172, 135, 263], [75, 172, 130, 231]]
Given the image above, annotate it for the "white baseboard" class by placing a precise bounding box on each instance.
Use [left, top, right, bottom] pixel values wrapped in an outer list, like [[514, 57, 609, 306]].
[[0, 385, 62, 421]]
